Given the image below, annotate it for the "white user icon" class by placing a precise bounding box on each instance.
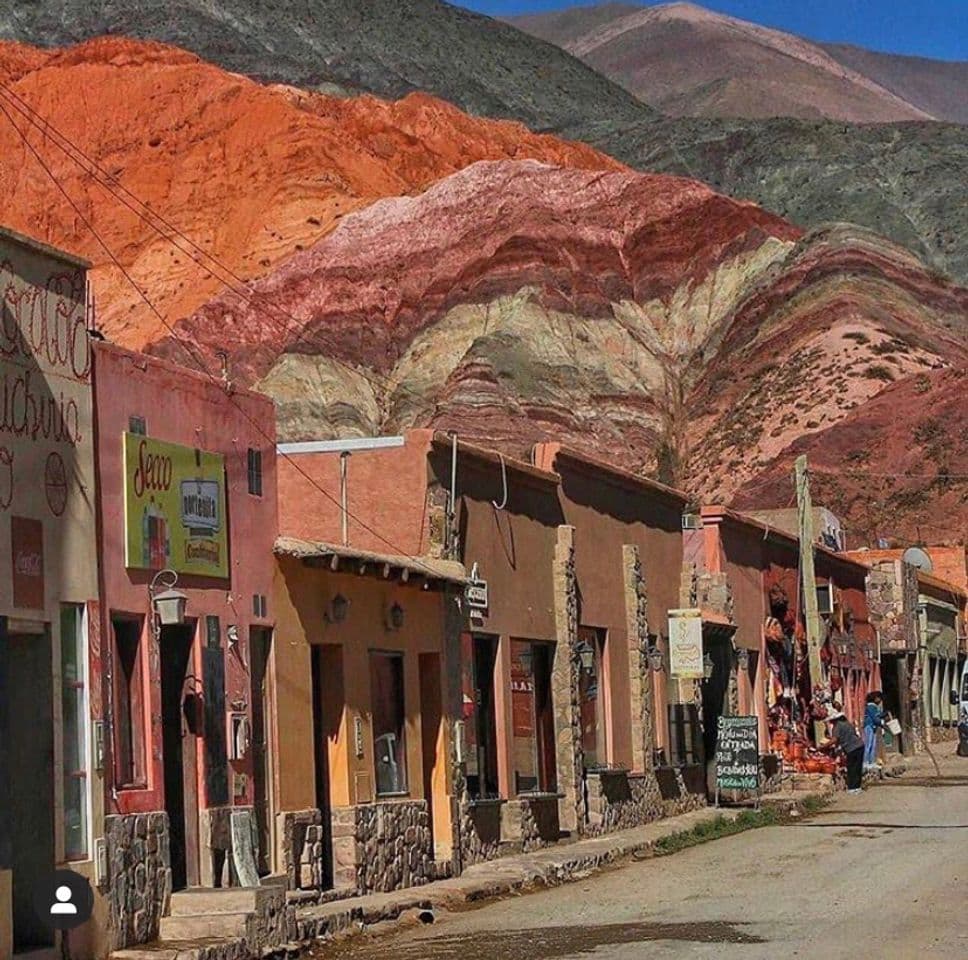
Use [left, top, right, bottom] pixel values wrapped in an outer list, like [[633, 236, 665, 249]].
[[50, 885, 77, 916]]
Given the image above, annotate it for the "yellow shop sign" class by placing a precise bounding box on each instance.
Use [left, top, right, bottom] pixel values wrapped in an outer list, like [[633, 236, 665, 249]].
[[123, 433, 228, 578]]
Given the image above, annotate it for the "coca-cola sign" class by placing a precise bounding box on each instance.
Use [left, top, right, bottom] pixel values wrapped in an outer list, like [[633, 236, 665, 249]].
[[11, 515, 44, 609]]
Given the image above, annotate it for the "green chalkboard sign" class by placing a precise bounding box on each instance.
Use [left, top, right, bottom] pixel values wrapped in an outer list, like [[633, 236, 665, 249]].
[[715, 715, 760, 794]]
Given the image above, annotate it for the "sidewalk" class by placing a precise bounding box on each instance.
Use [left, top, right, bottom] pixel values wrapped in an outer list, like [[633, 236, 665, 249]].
[[292, 782, 833, 948]]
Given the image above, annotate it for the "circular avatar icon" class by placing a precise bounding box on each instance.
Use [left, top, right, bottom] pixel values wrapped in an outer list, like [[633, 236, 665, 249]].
[[44, 451, 68, 517], [33, 868, 94, 931]]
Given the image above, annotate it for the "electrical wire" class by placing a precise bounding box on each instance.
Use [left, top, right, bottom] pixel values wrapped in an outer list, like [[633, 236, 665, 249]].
[[0, 80, 434, 414], [0, 97, 448, 580]]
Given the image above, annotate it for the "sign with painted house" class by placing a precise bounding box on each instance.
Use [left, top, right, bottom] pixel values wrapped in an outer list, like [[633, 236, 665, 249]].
[[668, 608, 703, 679], [123, 432, 228, 577]]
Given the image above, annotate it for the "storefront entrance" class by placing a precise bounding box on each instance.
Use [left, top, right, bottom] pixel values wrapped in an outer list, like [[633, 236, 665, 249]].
[[160, 622, 200, 891], [701, 632, 734, 797], [2, 624, 55, 952], [250, 628, 274, 877]]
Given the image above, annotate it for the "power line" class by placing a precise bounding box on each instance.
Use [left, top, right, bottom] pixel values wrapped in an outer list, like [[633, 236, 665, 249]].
[[0, 80, 434, 415], [0, 97, 449, 580]]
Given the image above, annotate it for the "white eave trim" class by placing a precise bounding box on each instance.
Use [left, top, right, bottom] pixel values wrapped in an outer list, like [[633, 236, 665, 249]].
[[277, 436, 405, 455]]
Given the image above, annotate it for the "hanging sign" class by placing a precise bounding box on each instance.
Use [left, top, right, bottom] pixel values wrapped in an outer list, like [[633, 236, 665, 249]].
[[715, 715, 760, 793], [123, 432, 228, 578], [466, 578, 488, 610], [668, 608, 703, 679]]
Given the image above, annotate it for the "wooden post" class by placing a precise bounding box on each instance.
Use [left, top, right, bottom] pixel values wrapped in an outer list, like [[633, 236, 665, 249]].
[[795, 455, 826, 742]]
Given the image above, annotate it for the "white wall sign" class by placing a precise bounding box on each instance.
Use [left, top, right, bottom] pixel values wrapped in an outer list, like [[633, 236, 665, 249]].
[[466, 579, 489, 610], [668, 608, 703, 679]]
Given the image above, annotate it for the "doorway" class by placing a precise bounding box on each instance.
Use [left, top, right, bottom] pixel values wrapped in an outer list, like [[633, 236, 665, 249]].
[[250, 628, 274, 876], [701, 633, 733, 796], [160, 622, 200, 891], [419, 653, 450, 860], [310, 644, 341, 890], [2, 625, 55, 951]]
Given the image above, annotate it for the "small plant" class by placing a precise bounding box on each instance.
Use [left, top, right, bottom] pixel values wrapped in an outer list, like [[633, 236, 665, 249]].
[[913, 373, 931, 394], [865, 364, 894, 382], [843, 331, 870, 344]]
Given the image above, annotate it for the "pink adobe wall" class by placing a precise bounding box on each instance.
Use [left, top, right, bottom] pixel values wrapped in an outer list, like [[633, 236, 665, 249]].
[[94, 342, 278, 816], [276, 430, 432, 556]]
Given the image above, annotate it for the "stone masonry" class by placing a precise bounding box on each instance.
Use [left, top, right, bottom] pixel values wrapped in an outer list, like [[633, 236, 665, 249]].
[[103, 811, 171, 950], [552, 524, 584, 833], [278, 808, 327, 891], [623, 544, 652, 775]]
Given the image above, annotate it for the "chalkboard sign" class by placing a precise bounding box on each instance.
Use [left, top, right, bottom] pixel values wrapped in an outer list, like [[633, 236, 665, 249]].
[[715, 715, 760, 794]]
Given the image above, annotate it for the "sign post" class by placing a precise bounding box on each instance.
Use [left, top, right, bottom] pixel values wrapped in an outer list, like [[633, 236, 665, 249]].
[[715, 715, 760, 808]]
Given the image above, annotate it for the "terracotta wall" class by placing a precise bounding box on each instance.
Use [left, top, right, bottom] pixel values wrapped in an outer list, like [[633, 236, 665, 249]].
[[94, 341, 278, 816], [534, 445, 686, 772]]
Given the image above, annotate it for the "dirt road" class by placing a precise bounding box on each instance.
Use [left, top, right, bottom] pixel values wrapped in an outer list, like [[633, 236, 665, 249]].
[[316, 769, 968, 960]]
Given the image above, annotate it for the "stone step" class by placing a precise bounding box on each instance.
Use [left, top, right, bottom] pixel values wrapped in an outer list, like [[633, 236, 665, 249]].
[[169, 886, 262, 915], [158, 912, 250, 941]]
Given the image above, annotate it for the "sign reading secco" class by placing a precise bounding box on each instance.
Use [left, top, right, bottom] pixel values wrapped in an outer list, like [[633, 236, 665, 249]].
[[123, 433, 228, 578]]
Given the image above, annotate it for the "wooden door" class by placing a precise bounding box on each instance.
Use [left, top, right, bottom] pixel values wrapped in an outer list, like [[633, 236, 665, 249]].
[[250, 628, 273, 876]]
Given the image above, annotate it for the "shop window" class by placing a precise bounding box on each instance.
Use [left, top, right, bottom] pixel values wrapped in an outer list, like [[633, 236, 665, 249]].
[[370, 651, 407, 795], [461, 633, 500, 798], [247, 447, 263, 497], [511, 640, 557, 794], [112, 616, 147, 788], [61, 605, 90, 860], [578, 627, 608, 770]]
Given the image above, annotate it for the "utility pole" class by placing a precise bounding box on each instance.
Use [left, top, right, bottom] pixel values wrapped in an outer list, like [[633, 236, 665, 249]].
[[795, 455, 826, 742]]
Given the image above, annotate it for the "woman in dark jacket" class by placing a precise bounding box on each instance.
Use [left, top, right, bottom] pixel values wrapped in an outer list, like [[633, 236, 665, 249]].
[[825, 710, 865, 793]]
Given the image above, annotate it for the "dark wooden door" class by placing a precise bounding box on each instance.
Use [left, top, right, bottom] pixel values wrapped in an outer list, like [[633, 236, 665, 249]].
[[161, 623, 200, 891], [250, 628, 273, 876], [6, 628, 55, 949], [419, 653, 443, 851]]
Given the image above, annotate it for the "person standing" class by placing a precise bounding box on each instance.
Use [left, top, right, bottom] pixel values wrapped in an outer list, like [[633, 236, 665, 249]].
[[863, 692, 885, 770], [825, 709, 865, 794]]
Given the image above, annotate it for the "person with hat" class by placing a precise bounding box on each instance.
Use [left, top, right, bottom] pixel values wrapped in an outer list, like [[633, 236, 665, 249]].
[[824, 708, 865, 793]]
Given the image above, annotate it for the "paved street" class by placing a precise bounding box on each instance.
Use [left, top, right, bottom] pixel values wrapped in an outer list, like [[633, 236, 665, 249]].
[[317, 766, 968, 960]]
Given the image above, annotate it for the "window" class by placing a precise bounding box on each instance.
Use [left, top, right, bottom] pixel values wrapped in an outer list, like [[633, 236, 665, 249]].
[[247, 447, 263, 497], [129, 415, 146, 435], [578, 627, 608, 770], [61, 605, 90, 860], [511, 640, 557, 794], [668, 702, 703, 766], [370, 651, 407, 795], [112, 617, 146, 787], [461, 633, 500, 799]]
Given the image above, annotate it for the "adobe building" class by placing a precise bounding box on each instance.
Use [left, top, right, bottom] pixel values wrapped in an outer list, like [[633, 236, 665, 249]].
[[688, 506, 877, 771], [92, 341, 279, 951], [274, 431, 707, 888], [271, 536, 465, 895], [0, 228, 102, 959], [850, 547, 967, 749]]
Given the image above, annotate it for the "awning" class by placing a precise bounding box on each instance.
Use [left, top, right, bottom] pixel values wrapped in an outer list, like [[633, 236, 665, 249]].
[[274, 536, 468, 586]]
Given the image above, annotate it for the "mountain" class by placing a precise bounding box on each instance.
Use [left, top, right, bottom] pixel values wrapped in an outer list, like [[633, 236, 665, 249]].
[[2, 1, 965, 286], [510, 2, 937, 123], [0, 37, 622, 346], [151, 162, 967, 546], [732, 365, 968, 545], [0, 0, 648, 129], [822, 43, 968, 126]]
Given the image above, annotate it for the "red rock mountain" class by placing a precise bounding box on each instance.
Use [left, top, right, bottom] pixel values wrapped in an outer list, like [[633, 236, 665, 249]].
[[155, 161, 967, 541], [510, 2, 946, 122], [0, 36, 622, 347]]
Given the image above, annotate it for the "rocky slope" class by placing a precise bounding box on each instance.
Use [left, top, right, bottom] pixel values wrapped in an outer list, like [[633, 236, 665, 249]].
[[511, 2, 936, 123], [0, 37, 622, 346], [4, 0, 964, 285], [732, 365, 968, 545], [153, 162, 967, 546], [0, 0, 648, 129]]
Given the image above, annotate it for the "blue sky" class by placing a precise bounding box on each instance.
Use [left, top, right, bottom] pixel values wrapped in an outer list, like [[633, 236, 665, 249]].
[[462, 1, 968, 61]]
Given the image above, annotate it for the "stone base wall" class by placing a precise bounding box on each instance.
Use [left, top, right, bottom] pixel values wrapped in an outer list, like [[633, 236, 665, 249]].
[[458, 800, 504, 867], [103, 811, 171, 950], [928, 723, 959, 743], [507, 796, 562, 852], [340, 800, 446, 894], [584, 771, 664, 837], [655, 765, 707, 818], [278, 809, 327, 891]]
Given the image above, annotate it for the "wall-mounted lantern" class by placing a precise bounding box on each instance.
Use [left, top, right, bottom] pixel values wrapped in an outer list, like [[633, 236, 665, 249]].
[[325, 593, 349, 624], [648, 645, 664, 673], [835, 635, 850, 658], [387, 602, 405, 631], [150, 569, 187, 631], [702, 652, 714, 680], [736, 647, 750, 672], [577, 640, 595, 673]]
